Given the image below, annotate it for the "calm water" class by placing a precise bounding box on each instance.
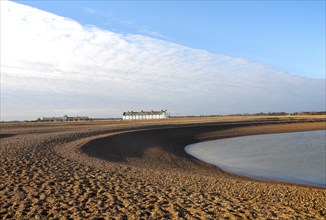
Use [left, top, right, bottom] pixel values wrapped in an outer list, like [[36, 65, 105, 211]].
[[185, 130, 326, 187]]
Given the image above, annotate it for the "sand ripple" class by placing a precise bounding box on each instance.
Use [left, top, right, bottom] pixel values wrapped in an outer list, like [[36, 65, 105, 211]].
[[0, 118, 325, 219]]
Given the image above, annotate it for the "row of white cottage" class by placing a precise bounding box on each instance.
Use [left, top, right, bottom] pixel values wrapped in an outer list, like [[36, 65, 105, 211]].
[[122, 110, 168, 120]]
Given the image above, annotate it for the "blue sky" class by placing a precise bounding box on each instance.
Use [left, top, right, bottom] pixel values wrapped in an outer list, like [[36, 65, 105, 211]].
[[15, 0, 325, 79], [1, 1, 325, 120]]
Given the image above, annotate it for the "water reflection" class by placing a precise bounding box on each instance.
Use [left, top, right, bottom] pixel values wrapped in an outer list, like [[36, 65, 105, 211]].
[[185, 130, 326, 187]]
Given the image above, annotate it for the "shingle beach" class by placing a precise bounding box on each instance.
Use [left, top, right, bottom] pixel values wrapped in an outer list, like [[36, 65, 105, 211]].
[[1, 116, 325, 219]]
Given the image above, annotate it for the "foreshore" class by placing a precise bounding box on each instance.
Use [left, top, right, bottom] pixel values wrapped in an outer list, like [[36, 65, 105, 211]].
[[1, 116, 325, 219]]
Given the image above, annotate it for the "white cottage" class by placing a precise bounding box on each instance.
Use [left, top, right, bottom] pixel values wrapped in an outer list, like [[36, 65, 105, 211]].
[[122, 110, 168, 120]]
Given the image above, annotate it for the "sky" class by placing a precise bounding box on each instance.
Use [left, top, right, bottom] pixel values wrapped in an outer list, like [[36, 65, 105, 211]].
[[14, 0, 326, 79], [0, 1, 325, 121]]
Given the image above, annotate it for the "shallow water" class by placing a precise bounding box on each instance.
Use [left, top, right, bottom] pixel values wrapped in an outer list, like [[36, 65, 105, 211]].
[[185, 130, 326, 187]]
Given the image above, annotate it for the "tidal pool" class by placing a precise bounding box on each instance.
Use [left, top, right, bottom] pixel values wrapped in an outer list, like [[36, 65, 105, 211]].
[[185, 130, 326, 187]]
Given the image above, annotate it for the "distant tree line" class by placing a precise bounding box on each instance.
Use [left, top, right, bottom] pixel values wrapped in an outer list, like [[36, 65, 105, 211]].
[[290, 111, 326, 115], [170, 111, 326, 118], [225, 111, 326, 116]]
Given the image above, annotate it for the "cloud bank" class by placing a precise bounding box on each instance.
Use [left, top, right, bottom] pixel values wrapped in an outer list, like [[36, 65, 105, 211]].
[[1, 1, 325, 120]]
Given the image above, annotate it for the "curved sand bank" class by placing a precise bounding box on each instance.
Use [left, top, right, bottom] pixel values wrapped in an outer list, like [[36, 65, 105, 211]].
[[1, 118, 325, 219], [81, 121, 326, 177]]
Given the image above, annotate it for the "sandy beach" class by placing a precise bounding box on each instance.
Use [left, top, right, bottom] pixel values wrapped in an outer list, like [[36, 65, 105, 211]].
[[1, 116, 325, 219]]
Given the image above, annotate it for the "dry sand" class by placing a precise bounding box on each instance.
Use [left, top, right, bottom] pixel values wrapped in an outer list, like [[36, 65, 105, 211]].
[[0, 116, 325, 219]]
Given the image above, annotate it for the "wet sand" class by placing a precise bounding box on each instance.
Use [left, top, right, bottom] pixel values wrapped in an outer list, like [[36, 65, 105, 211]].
[[1, 116, 325, 219]]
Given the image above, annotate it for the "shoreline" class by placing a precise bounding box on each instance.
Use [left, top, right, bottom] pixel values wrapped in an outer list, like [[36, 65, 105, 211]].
[[185, 130, 326, 188], [1, 118, 326, 219], [79, 121, 325, 183]]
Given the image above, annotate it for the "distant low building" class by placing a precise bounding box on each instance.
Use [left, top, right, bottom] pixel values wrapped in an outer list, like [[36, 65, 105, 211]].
[[42, 115, 89, 122], [122, 110, 168, 120]]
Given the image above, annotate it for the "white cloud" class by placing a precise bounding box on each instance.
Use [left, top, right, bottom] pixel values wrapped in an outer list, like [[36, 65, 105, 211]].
[[1, 1, 325, 120], [81, 7, 98, 15], [80, 5, 166, 40]]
